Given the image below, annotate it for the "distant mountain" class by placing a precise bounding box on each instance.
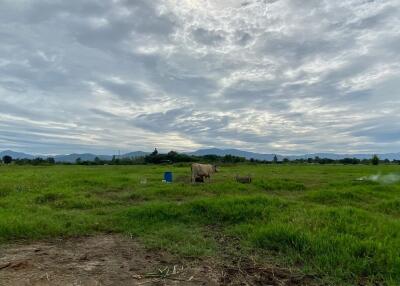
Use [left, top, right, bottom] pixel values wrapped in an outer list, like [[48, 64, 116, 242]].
[[287, 153, 400, 161], [1, 149, 399, 162], [54, 153, 113, 163], [189, 148, 400, 161], [0, 151, 148, 163], [377, 153, 400, 160], [121, 151, 148, 158], [54, 151, 148, 163], [0, 150, 35, 160]]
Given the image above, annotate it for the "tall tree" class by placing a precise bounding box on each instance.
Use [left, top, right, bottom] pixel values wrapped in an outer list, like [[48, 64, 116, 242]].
[[372, 155, 379, 165], [2, 155, 12, 164], [151, 148, 158, 156]]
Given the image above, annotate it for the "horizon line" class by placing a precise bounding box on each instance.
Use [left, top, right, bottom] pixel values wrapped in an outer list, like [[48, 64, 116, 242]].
[[1, 148, 398, 157]]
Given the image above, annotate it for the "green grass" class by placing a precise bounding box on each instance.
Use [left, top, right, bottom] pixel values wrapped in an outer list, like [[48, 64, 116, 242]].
[[1, 164, 400, 285]]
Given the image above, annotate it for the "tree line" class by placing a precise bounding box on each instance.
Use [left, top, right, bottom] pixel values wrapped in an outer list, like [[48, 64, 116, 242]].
[[77, 149, 247, 165], [1, 151, 397, 166]]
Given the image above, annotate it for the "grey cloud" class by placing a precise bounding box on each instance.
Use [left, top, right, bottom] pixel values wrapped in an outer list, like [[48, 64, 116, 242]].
[[234, 31, 252, 46], [0, 0, 399, 154], [260, 32, 344, 65], [0, 1, 110, 24], [0, 80, 27, 93], [133, 108, 230, 135], [192, 28, 226, 46], [121, 0, 177, 35], [154, 74, 218, 98], [354, 127, 400, 142], [219, 86, 279, 109], [345, 5, 399, 30], [0, 102, 50, 122], [350, 115, 400, 142], [90, 109, 120, 119], [99, 80, 146, 101]]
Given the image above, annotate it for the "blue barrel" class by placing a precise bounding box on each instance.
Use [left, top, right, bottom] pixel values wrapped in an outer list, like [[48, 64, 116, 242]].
[[164, 172, 173, 183]]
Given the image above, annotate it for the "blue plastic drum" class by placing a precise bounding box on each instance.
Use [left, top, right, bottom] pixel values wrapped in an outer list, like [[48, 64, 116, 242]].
[[164, 172, 173, 183]]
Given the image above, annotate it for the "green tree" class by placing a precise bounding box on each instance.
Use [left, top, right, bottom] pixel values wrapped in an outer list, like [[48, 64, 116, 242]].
[[2, 155, 12, 164], [75, 157, 82, 165], [372, 155, 379, 165], [167, 150, 177, 156], [273, 155, 278, 163]]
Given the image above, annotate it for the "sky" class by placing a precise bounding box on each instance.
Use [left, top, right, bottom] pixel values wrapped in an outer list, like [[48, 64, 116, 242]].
[[0, 0, 399, 155]]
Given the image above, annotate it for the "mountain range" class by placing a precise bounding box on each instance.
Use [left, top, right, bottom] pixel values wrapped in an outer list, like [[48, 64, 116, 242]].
[[189, 148, 400, 161], [52, 151, 148, 163], [0, 150, 148, 163], [1, 149, 400, 162]]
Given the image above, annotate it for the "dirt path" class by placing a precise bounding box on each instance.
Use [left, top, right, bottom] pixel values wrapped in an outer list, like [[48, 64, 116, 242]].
[[0, 234, 317, 286]]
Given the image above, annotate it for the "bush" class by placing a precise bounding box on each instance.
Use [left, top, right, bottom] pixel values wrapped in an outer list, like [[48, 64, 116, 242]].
[[2, 155, 12, 164], [372, 155, 379, 165]]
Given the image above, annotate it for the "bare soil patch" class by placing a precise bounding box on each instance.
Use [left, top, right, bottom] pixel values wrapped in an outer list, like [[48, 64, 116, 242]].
[[0, 234, 318, 286]]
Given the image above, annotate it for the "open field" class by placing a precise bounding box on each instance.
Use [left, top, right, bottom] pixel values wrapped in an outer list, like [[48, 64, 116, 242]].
[[1, 164, 400, 285]]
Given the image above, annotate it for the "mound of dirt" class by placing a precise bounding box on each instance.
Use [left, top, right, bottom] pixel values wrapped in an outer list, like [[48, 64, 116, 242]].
[[0, 234, 318, 286]]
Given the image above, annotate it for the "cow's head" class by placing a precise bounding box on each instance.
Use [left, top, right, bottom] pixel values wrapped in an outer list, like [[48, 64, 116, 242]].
[[213, 165, 219, 172]]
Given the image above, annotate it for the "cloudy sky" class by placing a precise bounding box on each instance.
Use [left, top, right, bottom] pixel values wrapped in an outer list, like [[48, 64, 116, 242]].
[[0, 0, 399, 155]]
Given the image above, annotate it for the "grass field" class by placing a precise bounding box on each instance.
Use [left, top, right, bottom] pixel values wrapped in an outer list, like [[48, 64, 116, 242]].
[[1, 164, 400, 285]]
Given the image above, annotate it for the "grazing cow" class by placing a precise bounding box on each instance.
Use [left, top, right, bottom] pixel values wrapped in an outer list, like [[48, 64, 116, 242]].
[[191, 163, 217, 183]]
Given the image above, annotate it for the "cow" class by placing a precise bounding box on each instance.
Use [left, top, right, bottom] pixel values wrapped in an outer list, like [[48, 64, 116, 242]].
[[191, 163, 218, 183]]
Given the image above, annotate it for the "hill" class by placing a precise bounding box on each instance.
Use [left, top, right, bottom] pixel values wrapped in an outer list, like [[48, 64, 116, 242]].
[[0, 150, 35, 160], [1, 149, 399, 162], [189, 148, 400, 161]]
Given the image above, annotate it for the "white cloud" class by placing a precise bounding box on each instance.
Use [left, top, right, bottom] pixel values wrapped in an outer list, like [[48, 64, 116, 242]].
[[0, 0, 399, 154]]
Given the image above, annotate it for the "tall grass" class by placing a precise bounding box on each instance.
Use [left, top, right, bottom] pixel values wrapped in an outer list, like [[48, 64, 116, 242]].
[[0, 164, 399, 285]]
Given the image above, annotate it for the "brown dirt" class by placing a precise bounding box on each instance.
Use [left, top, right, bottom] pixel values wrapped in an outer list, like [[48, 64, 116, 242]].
[[0, 234, 319, 286]]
